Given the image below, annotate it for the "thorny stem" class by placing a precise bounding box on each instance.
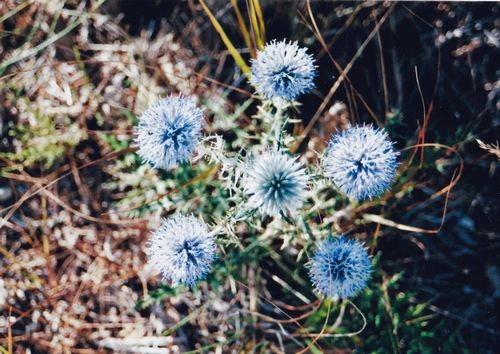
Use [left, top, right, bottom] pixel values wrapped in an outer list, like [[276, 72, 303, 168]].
[[271, 103, 285, 150]]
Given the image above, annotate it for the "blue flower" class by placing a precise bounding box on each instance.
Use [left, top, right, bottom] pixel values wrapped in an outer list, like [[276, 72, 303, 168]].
[[135, 95, 204, 170], [149, 214, 216, 287], [322, 125, 399, 201], [250, 40, 317, 101], [308, 237, 371, 299], [244, 150, 309, 216]]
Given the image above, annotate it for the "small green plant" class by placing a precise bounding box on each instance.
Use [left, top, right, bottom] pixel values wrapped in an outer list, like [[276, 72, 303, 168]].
[[1, 112, 85, 170]]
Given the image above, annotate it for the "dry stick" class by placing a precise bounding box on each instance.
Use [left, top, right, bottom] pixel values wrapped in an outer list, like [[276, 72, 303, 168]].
[[0, 167, 69, 230], [240, 300, 321, 326], [401, 3, 436, 29], [293, 2, 395, 153], [192, 71, 254, 97], [44, 188, 147, 225], [379, 138, 459, 213], [363, 172, 456, 234], [364, 142, 462, 235], [0, 57, 254, 99], [247, 0, 264, 50], [295, 7, 357, 119], [375, 11, 390, 115], [403, 143, 463, 202], [314, 3, 363, 125], [18, 170, 146, 225], [297, 4, 381, 127], [315, 3, 363, 61], [330, 300, 347, 330], [236, 281, 320, 328], [272, 298, 320, 312], [307, 0, 395, 123], [0, 147, 136, 228], [0, 41, 255, 118]]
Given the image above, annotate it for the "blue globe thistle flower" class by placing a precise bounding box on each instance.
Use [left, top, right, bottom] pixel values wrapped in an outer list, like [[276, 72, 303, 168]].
[[149, 214, 216, 287], [323, 125, 399, 201], [244, 150, 309, 216], [135, 95, 204, 170], [308, 237, 371, 299], [250, 39, 317, 101]]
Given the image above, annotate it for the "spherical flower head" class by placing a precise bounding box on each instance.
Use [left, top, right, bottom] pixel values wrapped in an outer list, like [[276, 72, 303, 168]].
[[308, 237, 371, 299], [244, 150, 309, 217], [323, 125, 399, 201], [135, 95, 204, 170], [250, 39, 317, 101], [149, 214, 216, 287]]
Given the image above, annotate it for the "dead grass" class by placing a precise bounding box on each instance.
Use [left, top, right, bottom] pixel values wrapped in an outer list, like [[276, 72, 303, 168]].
[[1, 1, 498, 353]]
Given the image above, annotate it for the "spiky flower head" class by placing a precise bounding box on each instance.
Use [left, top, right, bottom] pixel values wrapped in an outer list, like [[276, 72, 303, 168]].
[[135, 95, 204, 170], [250, 39, 317, 101], [244, 150, 309, 217], [323, 125, 399, 201], [308, 237, 371, 299], [149, 214, 216, 287]]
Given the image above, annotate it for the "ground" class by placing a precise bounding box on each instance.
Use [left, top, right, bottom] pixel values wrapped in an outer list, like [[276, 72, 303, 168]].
[[0, 1, 499, 353]]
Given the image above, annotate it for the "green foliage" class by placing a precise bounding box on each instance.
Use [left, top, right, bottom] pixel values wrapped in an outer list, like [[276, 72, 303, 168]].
[[1, 112, 85, 170], [135, 283, 181, 310]]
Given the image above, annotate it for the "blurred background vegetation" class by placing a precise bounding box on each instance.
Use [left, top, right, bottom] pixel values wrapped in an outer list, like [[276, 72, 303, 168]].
[[0, 1, 498, 353]]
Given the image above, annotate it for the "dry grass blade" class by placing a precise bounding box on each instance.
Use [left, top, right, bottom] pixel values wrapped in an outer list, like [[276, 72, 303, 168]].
[[476, 139, 500, 159], [199, 0, 251, 76], [248, 0, 264, 50], [297, 300, 367, 339], [296, 300, 330, 354], [0, 147, 136, 227], [415, 49, 442, 168], [1, 1, 496, 351], [251, 0, 265, 43], [364, 143, 463, 235], [293, 2, 395, 152], [299, 0, 382, 126], [414, 65, 427, 167], [161, 303, 210, 336], [193, 71, 254, 96], [237, 281, 319, 328], [2, 161, 147, 225], [103, 164, 219, 215], [363, 213, 440, 234], [403, 143, 463, 202], [0, 0, 30, 23], [0, 0, 106, 73], [7, 307, 12, 354], [231, 0, 254, 56], [270, 274, 310, 304]]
